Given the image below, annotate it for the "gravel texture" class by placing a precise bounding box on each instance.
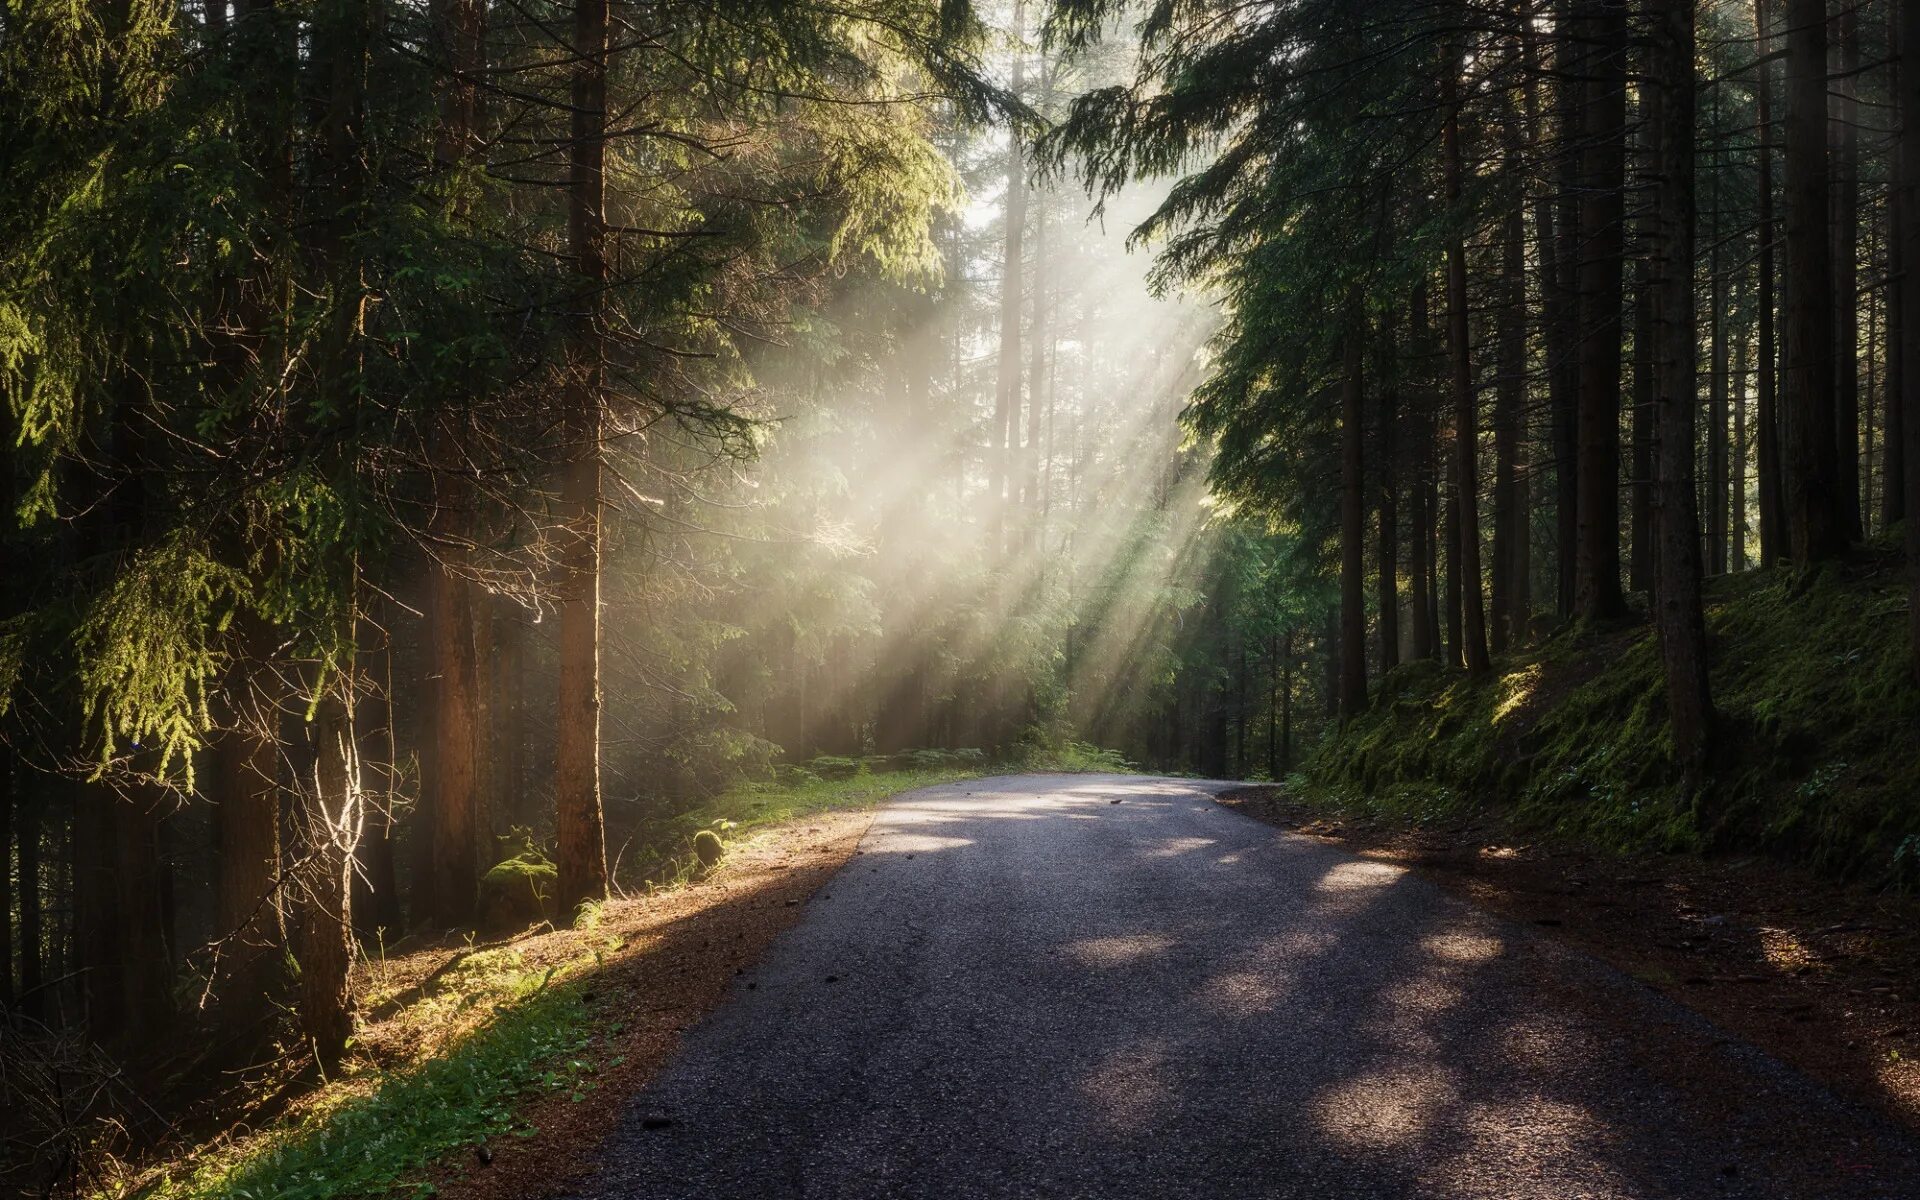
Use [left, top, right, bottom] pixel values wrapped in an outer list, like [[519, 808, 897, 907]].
[[569, 774, 1920, 1199]]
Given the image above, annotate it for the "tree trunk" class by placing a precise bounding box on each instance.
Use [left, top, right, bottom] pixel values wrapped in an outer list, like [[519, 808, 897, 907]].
[[1553, 0, 1582, 618], [420, 0, 486, 930], [1833, 3, 1864, 543], [2, 767, 12, 1008], [1631, 209, 1657, 595], [1889, 1, 1908, 529], [1784, 0, 1846, 562], [990, 0, 1028, 556], [292, 681, 360, 1073], [1647, 0, 1714, 774], [1377, 324, 1401, 671], [1573, 0, 1629, 619], [1443, 38, 1491, 673], [1900, 0, 1920, 681], [18, 787, 44, 1019], [1734, 318, 1751, 570], [353, 622, 401, 935], [1279, 630, 1294, 773], [1494, 203, 1525, 651], [1756, 0, 1788, 564], [1339, 299, 1368, 717], [214, 643, 286, 1025], [1409, 283, 1437, 660], [557, 0, 610, 914], [1710, 218, 1731, 574]]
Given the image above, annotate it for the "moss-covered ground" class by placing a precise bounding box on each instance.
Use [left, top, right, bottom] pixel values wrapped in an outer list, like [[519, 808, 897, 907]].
[[1306, 537, 1920, 884]]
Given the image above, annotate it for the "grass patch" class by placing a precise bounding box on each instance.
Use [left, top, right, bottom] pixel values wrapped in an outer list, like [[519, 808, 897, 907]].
[[131, 947, 610, 1200], [1303, 540, 1920, 884], [120, 761, 1019, 1200]]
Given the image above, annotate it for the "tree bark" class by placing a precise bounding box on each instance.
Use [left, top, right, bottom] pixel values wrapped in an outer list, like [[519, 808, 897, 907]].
[[1573, 0, 1629, 619], [990, 0, 1027, 556], [1409, 282, 1438, 660], [213, 640, 286, 1025], [1900, 0, 1920, 680], [1833, 3, 1864, 543], [557, 0, 611, 914], [1784, 0, 1846, 561], [17, 787, 43, 1019], [1494, 203, 1526, 651], [1647, 0, 1714, 774], [1340, 298, 1368, 717], [1756, 0, 1788, 564], [1443, 38, 1491, 674], [292, 681, 360, 1073], [1377, 329, 1401, 672], [1553, 0, 1583, 618], [1710, 212, 1731, 574]]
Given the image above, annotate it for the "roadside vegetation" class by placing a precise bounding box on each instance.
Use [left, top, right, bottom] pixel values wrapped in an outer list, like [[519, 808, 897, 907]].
[[104, 749, 1126, 1200], [1303, 541, 1920, 885]]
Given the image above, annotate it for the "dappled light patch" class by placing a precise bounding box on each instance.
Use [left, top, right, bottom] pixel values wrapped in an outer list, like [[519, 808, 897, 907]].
[[1080, 1041, 1173, 1135], [1313, 1066, 1457, 1151], [1314, 859, 1404, 894], [1140, 835, 1218, 858], [1064, 933, 1176, 968], [1418, 930, 1507, 964], [1192, 969, 1286, 1017]]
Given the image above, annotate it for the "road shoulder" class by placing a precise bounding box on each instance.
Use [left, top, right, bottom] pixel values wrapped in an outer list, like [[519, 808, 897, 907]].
[[1219, 784, 1920, 1140]]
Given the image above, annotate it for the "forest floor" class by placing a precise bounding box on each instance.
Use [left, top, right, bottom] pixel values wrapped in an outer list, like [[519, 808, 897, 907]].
[[1219, 785, 1920, 1140], [121, 766, 985, 1200]]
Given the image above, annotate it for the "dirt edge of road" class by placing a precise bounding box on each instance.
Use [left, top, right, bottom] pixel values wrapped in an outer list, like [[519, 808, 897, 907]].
[[432, 807, 877, 1200], [1218, 785, 1920, 1140]]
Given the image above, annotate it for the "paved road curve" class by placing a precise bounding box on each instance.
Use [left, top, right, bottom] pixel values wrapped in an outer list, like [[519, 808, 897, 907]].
[[572, 775, 1920, 1199]]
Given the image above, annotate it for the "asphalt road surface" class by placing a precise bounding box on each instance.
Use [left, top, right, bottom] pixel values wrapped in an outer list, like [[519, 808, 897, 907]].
[[571, 774, 1920, 1199]]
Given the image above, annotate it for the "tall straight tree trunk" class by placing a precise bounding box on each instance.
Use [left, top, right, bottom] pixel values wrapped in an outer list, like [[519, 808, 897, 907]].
[[1025, 56, 1051, 528], [1710, 222, 1731, 574], [990, 0, 1027, 556], [18, 788, 43, 1019], [1734, 318, 1751, 569], [425, 530, 478, 925], [292, 676, 360, 1072], [1647, 0, 1713, 774], [1573, 0, 1629, 619], [1493, 204, 1526, 651], [2, 768, 12, 1008], [1266, 633, 1279, 780], [1553, 0, 1583, 618], [1833, 3, 1864, 542], [1339, 298, 1368, 717], [214, 640, 285, 1025], [557, 0, 610, 914], [1901, 0, 1920, 681], [1442, 35, 1491, 674], [1278, 630, 1294, 772], [353, 622, 401, 934], [1888, 0, 1908, 529], [1377, 331, 1401, 672], [1784, 0, 1846, 561], [422, 0, 486, 929], [1631, 209, 1657, 594], [1891, 149, 1909, 525], [1756, 0, 1788, 564], [1409, 283, 1437, 660]]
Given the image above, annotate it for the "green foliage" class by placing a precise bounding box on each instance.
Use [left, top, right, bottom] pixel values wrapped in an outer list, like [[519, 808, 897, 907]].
[[1305, 550, 1920, 883], [139, 961, 598, 1200]]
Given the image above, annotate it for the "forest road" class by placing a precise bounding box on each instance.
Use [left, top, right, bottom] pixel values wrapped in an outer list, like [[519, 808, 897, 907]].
[[568, 774, 1920, 1199]]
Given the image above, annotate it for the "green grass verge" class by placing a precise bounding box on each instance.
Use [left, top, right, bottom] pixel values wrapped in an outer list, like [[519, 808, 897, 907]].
[[136, 950, 605, 1199], [127, 764, 1009, 1200], [1301, 540, 1920, 884]]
